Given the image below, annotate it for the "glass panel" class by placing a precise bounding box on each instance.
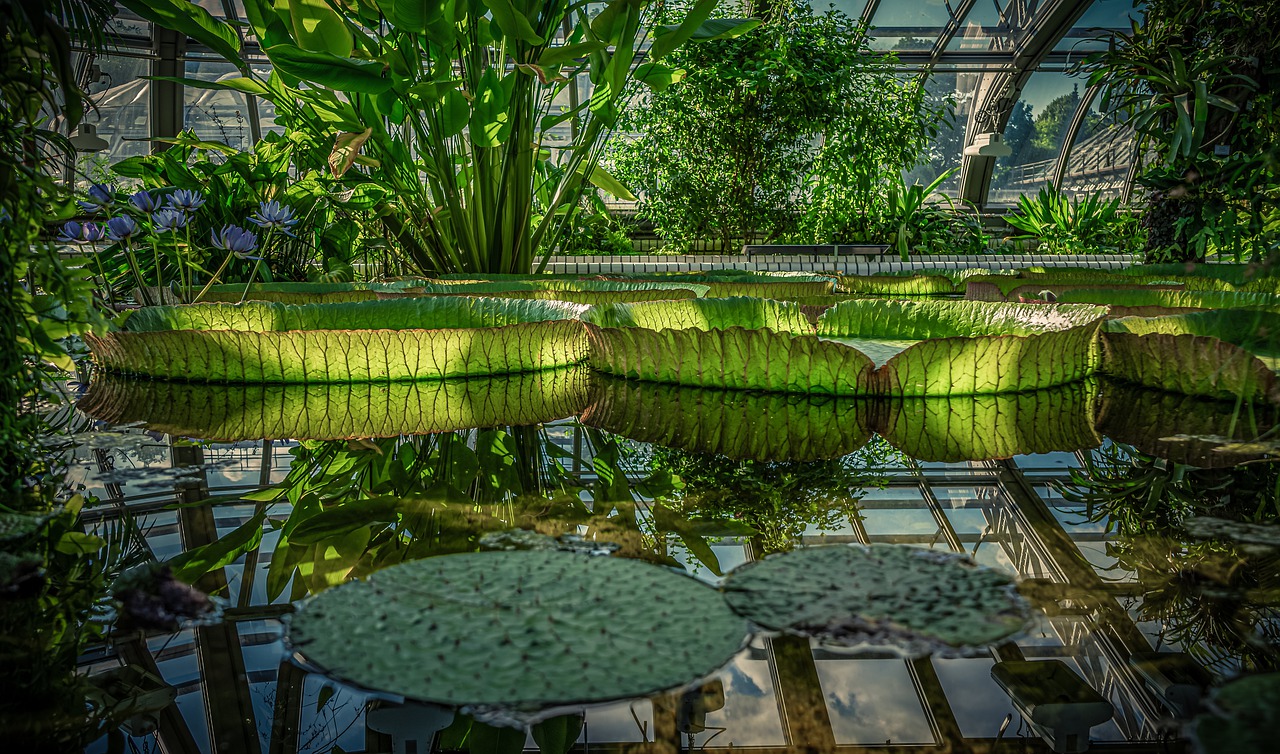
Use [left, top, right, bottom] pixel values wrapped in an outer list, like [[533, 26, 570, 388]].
[[903, 69, 972, 196], [814, 658, 935, 745], [184, 59, 256, 151], [1059, 102, 1136, 201], [867, 1, 961, 51], [946, 0, 1036, 53], [76, 54, 152, 181], [1056, 0, 1146, 54], [990, 71, 1083, 204]]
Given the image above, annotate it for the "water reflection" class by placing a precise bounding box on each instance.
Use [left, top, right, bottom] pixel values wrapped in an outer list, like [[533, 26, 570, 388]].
[[36, 373, 1280, 751]]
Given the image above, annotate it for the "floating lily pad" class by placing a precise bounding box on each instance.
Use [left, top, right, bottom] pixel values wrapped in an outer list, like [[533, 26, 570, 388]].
[[817, 299, 1106, 396], [722, 544, 1029, 650], [86, 298, 589, 383], [1056, 288, 1280, 315], [837, 274, 957, 295], [1100, 310, 1280, 402], [387, 280, 710, 305], [77, 367, 591, 441], [288, 551, 748, 708], [200, 282, 402, 304], [1192, 673, 1280, 754]]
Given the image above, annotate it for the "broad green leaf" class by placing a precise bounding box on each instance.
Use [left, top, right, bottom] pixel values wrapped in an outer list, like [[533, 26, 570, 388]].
[[266, 43, 392, 94], [578, 163, 637, 202], [167, 512, 266, 583], [470, 69, 512, 146], [117, 0, 242, 65], [633, 62, 686, 92], [56, 531, 106, 555], [439, 89, 470, 137], [482, 0, 544, 44], [651, 16, 761, 60], [538, 41, 608, 67], [287, 0, 353, 57], [243, 0, 296, 49], [289, 498, 402, 543]]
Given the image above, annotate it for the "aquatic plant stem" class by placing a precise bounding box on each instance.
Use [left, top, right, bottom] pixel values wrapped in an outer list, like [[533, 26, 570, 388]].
[[192, 253, 233, 303], [238, 259, 261, 304]]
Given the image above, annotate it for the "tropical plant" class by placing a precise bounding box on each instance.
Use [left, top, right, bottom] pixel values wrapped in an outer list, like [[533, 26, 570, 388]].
[[120, 0, 757, 274], [1079, 0, 1280, 261], [1003, 184, 1129, 253], [878, 169, 957, 259]]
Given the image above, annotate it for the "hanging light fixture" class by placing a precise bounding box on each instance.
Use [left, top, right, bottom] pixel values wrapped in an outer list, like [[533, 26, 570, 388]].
[[964, 132, 1013, 157], [70, 123, 109, 152]]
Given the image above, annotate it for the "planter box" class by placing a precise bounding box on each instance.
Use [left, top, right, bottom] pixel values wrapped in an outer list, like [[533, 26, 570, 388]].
[[742, 243, 894, 258]]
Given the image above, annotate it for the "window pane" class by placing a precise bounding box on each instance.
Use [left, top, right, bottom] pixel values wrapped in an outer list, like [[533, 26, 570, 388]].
[[184, 59, 256, 151], [946, 0, 1035, 53], [867, 1, 960, 51], [990, 71, 1083, 204], [77, 53, 152, 180]]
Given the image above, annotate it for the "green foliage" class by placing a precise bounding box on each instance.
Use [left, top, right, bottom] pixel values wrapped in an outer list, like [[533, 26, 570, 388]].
[[1079, 0, 1280, 261], [107, 131, 391, 286], [610, 1, 950, 251], [123, 0, 756, 274], [1003, 184, 1131, 253]]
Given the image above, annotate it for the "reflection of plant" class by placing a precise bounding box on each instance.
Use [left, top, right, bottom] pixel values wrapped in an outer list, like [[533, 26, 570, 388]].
[[1055, 442, 1280, 535], [651, 438, 899, 554]]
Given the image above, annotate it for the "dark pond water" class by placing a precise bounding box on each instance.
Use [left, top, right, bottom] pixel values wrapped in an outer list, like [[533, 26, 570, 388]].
[[56, 369, 1280, 753]]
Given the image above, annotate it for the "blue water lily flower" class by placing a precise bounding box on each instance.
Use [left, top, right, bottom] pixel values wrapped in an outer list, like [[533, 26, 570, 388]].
[[58, 221, 86, 244], [167, 189, 206, 214], [78, 183, 115, 214], [151, 208, 189, 234], [107, 215, 140, 243], [58, 220, 104, 244], [211, 224, 259, 259], [247, 200, 299, 236], [0, 207, 11, 223], [128, 190, 163, 215]]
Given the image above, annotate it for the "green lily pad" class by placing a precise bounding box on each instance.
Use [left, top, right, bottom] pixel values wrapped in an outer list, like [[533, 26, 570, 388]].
[[1183, 517, 1280, 549], [391, 280, 711, 305], [1192, 673, 1280, 754], [77, 367, 591, 441], [817, 299, 1106, 396], [1056, 288, 1280, 314], [86, 298, 589, 383], [200, 282, 401, 304], [288, 551, 748, 708], [1100, 310, 1280, 402], [837, 274, 958, 295], [722, 545, 1029, 650]]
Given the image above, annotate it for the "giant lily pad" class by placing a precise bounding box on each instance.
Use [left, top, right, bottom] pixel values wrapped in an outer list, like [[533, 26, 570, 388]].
[[583, 298, 1104, 396], [582, 298, 876, 394], [722, 545, 1029, 650], [287, 551, 748, 708], [77, 367, 591, 441], [392, 280, 710, 305], [85, 298, 589, 383], [1055, 288, 1280, 316], [817, 299, 1106, 396], [1100, 310, 1280, 402], [1118, 263, 1251, 287], [600, 273, 836, 298], [200, 282, 406, 304], [837, 274, 958, 295]]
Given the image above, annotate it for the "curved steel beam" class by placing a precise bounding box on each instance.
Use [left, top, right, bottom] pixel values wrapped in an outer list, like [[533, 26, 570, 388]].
[[957, 0, 1097, 208]]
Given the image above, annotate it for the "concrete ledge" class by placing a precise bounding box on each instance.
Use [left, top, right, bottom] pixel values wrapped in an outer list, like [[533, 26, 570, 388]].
[[544, 253, 1139, 275]]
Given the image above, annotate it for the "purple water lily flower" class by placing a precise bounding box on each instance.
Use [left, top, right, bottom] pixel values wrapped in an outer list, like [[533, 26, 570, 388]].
[[78, 183, 115, 214], [247, 200, 299, 236], [107, 215, 140, 243], [129, 190, 162, 215], [58, 220, 104, 244], [0, 207, 11, 223], [151, 208, 189, 234], [166, 189, 206, 214], [211, 224, 259, 259]]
